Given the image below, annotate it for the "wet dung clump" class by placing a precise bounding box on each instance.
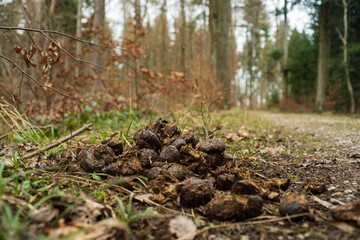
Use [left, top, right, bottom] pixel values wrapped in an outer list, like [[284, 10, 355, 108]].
[[196, 139, 226, 154], [170, 138, 187, 150], [204, 194, 263, 221], [231, 179, 260, 195], [278, 192, 309, 217], [78, 148, 103, 173], [101, 140, 123, 156], [138, 149, 159, 168], [179, 177, 214, 207], [134, 130, 162, 151], [331, 202, 360, 227], [183, 133, 200, 148], [159, 145, 180, 163]]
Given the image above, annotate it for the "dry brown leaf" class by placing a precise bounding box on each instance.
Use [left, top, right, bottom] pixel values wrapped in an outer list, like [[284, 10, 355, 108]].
[[226, 133, 241, 142], [237, 125, 250, 138], [262, 146, 285, 156], [30, 205, 59, 222]]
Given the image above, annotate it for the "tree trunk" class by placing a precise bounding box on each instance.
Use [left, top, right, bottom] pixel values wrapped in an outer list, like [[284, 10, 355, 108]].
[[209, 0, 216, 69], [75, 0, 82, 78], [134, 0, 141, 107], [315, 1, 332, 111], [209, 0, 231, 105], [160, 0, 168, 74], [250, 28, 257, 107], [339, 0, 355, 113], [50, 0, 56, 14], [92, 0, 105, 92], [180, 0, 186, 77], [282, 0, 288, 99]]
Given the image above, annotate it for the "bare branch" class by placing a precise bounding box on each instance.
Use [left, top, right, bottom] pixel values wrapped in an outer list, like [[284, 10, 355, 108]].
[[0, 54, 79, 100], [0, 82, 13, 99], [10, 29, 26, 49], [38, 30, 109, 71], [335, 27, 345, 44], [0, 26, 124, 49]]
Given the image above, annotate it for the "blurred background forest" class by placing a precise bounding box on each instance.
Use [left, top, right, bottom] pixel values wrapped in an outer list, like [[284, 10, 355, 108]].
[[1, 0, 360, 120]]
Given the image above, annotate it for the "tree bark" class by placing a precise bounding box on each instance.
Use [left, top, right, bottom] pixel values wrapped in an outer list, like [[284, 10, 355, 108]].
[[160, 0, 168, 74], [180, 0, 186, 77], [282, 0, 288, 99], [92, 0, 105, 92], [75, 0, 83, 78], [315, 1, 332, 111], [209, 0, 231, 105], [134, 0, 141, 108]]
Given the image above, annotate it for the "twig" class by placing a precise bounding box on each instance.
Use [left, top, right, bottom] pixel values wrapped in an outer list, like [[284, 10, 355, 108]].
[[0, 133, 8, 141], [1, 26, 143, 97], [121, 132, 133, 147], [177, 213, 309, 240], [41, 31, 108, 71], [0, 53, 78, 100], [22, 123, 93, 159], [0, 26, 123, 49], [255, 172, 271, 180], [312, 195, 335, 209]]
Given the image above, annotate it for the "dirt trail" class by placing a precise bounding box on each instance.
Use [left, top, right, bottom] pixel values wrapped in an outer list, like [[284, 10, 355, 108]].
[[253, 111, 360, 163]]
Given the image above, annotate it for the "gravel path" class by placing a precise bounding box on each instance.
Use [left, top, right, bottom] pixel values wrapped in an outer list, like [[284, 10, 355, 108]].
[[254, 111, 360, 164]]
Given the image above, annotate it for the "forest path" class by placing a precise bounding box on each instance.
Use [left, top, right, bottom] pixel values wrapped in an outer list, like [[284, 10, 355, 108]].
[[252, 111, 360, 163]]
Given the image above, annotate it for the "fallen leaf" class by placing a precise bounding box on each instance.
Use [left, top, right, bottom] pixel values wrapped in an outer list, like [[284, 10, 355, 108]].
[[169, 215, 197, 240], [237, 126, 249, 138]]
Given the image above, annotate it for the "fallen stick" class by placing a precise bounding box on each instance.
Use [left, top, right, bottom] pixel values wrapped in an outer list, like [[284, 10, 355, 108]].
[[312, 195, 335, 209], [22, 123, 93, 160]]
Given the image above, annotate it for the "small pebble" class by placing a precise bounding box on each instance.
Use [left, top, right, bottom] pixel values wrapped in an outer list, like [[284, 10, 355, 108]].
[[330, 198, 345, 206], [331, 192, 342, 197], [40, 162, 48, 168], [347, 194, 356, 198]]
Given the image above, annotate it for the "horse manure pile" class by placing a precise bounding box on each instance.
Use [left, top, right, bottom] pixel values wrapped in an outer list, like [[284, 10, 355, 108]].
[[74, 119, 293, 220]]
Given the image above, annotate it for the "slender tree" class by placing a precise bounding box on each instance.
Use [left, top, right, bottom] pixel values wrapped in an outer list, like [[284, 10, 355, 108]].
[[92, 0, 105, 92], [134, 0, 141, 106], [282, 0, 289, 98], [180, 0, 186, 76], [75, 0, 83, 78], [315, 0, 332, 111], [336, 0, 355, 113]]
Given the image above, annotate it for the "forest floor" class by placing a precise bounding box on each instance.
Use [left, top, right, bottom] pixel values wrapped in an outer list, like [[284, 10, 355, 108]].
[[184, 109, 360, 240], [0, 108, 359, 240]]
